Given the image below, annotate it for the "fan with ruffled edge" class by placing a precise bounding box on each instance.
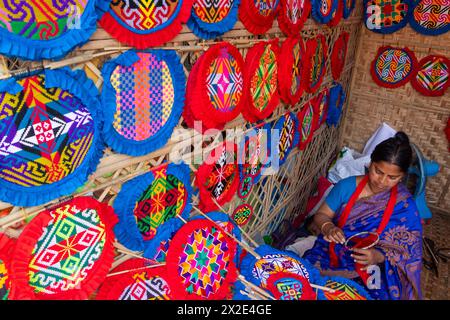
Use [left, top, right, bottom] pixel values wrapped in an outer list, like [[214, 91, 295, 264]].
[[190, 211, 243, 266], [409, 0, 449, 36], [183, 42, 245, 133], [370, 46, 418, 88], [0, 0, 109, 61], [278, 36, 306, 106], [113, 162, 193, 253], [232, 204, 254, 226], [331, 31, 349, 81], [196, 141, 240, 212], [166, 218, 238, 300], [96, 258, 173, 300], [242, 39, 280, 123], [238, 175, 254, 199], [303, 34, 328, 94], [0, 68, 104, 207], [315, 276, 373, 300], [266, 271, 317, 300], [0, 233, 15, 300], [297, 100, 318, 150], [411, 55, 450, 97], [343, 0, 356, 19], [327, 82, 346, 127], [364, 0, 412, 34], [311, 0, 339, 24], [313, 87, 330, 130], [239, 0, 281, 34], [270, 112, 300, 167], [277, 0, 312, 36], [239, 244, 320, 289], [101, 49, 185, 156], [99, 0, 192, 48], [8, 197, 117, 300], [187, 0, 241, 39]]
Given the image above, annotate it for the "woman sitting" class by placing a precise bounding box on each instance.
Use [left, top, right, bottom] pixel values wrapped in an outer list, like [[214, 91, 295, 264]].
[[303, 132, 423, 300]]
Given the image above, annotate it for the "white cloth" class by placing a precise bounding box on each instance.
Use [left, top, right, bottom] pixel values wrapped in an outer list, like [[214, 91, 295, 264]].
[[285, 235, 318, 257], [362, 122, 397, 156]]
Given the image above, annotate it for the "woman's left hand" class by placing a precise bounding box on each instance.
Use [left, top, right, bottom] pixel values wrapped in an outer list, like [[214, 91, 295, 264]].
[[351, 248, 385, 269]]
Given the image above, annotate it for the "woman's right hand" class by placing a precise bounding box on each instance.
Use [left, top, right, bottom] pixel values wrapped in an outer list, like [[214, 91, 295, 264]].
[[322, 223, 346, 244]]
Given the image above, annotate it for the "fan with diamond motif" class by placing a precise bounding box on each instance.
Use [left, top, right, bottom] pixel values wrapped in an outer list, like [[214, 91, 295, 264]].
[[316, 276, 372, 300], [277, 0, 312, 36], [0, 68, 104, 207], [313, 87, 330, 131], [410, 55, 450, 97], [297, 100, 318, 150], [9, 197, 118, 300], [266, 272, 316, 300], [113, 162, 192, 255], [303, 34, 328, 94]]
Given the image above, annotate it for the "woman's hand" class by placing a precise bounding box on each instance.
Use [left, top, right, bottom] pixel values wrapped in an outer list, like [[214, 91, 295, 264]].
[[322, 223, 346, 244], [351, 248, 385, 269]]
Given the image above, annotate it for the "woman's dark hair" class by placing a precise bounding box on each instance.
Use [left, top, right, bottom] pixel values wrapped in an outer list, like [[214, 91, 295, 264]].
[[370, 131, 413, 173]]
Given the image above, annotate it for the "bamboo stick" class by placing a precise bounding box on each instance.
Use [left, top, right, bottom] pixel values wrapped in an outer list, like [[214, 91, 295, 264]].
[[237, 275, 275, 300], [106, 264, 166, 278]]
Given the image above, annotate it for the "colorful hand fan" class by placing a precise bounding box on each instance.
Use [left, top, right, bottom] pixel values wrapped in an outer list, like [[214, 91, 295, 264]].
[[187, 0, 241, 39], [272, 112, 300, 167], [0, 0, 109, 60], [238, 122, 272, 184], [238, 175, 254, 199], [297, 101, 318, 150], [239, 0, 281, 34], [364, 0, 412, 34], [411, 55, 450, 97], [303, 34, 328, 94], [101, 50, 185, 156], [311, 0, 339, 24], [143, 218, 184, 262], [0, 233, 14, 300], [313, 87, 330, 130], [196, 142, 240, 212], [166, 218, 238, 300], [410, 0, 449, 36], [277, 0, 312, 36], [343, 0, 356, 18], [242, 39, 280, 123], [184, 42, 245, 133], [331, 32, 350, 81], [316, 276, 372, 300], [232, 203, 254, 226], [0, 68, 104, 207], [240, 245, 319, 288], [96, 259, 173, 300], [266, 272, 316, 300], [327, 82, 346, 127], [99, 0, 192, 48], [190, 211, 243, 266], [327, 0, 344, 27], [278, 36, 306, 106], [113, 162, 192, 252], [9, 197, 117, 300], [370, 46, 418, 88]]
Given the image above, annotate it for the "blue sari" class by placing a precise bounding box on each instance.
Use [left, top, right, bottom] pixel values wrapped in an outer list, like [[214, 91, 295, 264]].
[[303, 182, 423, 300]]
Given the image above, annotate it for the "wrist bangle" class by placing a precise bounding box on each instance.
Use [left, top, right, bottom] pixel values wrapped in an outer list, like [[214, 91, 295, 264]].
[[320, 221, 334, 234]]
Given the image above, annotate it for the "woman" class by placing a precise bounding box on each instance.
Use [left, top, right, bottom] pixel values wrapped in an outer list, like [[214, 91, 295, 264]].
[[303, 132, 423, 300]]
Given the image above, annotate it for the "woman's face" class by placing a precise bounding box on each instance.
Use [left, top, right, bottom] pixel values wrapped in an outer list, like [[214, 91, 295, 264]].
[[368, 161, 405, 194]]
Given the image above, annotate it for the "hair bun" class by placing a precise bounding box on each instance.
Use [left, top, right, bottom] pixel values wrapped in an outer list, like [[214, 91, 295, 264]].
[[394, 131, 410, 145]]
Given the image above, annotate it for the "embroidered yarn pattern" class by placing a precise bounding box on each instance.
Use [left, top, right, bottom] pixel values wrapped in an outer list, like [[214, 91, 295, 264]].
[[193, 0, 233, 23], [110, 52, 174, 141], [411, 55, 450, 96], [0, 0, 86, 40], [323, 280, 368, 300], [134, 166, 188, 241], [365, 0, 411, 33], [252, 254, 311, 287], [251, 45, 278, 113], [207, 49, 244, 113], [299, 104, 315, 149], [204, 147, 237, 202], [233, 204, 253, 226], [0, 75, 94, 187], [411, 0, 450, 35]]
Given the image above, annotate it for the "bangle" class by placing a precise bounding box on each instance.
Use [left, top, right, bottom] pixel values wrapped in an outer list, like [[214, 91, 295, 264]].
[[320, 221, 334, 234]]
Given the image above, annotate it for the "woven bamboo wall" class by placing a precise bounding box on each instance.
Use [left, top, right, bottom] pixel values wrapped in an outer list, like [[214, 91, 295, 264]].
[[341, 24, 450, 214], [0, 5, 364, 268]]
